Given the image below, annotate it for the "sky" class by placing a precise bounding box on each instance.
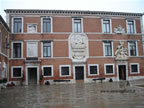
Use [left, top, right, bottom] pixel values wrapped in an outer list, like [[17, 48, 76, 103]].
[[0, 0, 144, 21]]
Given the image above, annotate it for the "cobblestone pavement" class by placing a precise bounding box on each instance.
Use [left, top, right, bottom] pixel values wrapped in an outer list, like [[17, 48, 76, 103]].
[[0, 80, 144, 108]]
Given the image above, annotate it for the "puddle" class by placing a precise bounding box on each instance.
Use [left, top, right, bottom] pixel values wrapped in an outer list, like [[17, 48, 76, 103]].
[[0, 81, 144, 108]]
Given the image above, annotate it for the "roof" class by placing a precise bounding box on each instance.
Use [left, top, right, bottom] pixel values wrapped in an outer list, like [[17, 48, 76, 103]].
[[0, 15, 10, 32], [4, 9, 143, 17]]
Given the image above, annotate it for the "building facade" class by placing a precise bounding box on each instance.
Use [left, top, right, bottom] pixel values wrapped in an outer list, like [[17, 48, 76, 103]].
[[4, 9, 144, 85], [0, 15, 9, 81]]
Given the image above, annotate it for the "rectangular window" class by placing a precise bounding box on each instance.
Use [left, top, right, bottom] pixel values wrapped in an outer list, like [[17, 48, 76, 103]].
[[43, 66, 53, 77], [88, 64, 99, 76], [129, 42, 137, 56], [104, 41, 112, 56], [13, 18, 22, 33], [127, 20, 135, 34], [105, 64, 114, 75], [73, 19, 82, 33], [13, 43, 22, 58], [27, 42, 38, 57], [130, 63, 139, 74], [43, 42, 51, 57], [60, 65, 71, 77], [43, 18, 51, 32], [12, 67, 23, 78], [103, 19, 111, 33]]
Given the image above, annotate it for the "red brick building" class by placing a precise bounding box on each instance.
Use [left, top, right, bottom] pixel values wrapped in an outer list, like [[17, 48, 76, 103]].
[[4, 9, 144, 85], [0, 15, 9, 81]]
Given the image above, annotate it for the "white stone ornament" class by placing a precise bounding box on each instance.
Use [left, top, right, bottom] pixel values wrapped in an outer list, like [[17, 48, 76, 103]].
[[28, 24, 37, 33], [69, 33, 88, 62], [114, 25, 125, 34], [115, 41, 128, 60]]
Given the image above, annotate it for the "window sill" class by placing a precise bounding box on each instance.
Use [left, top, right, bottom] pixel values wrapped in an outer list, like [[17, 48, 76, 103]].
[[60, 75, 71, 77], [105, 73, 115, 75], [10, 58, 25, 60], [12, 77, 22, 78], [130, 72, 140, 74], [41, 57, 53, 59], [88, 74, 99, 76], [43, 76, 53, 78]]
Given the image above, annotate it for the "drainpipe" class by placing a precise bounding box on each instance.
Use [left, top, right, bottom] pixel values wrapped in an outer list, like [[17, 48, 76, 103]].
[[141, 13, 144, 55]]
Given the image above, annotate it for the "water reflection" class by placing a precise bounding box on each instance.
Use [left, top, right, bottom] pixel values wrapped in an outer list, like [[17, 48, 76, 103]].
[[0, 80, 144, 108]]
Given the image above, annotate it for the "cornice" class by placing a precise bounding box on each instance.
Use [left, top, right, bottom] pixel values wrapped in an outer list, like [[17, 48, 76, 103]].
[[4, 9, 143, 17]]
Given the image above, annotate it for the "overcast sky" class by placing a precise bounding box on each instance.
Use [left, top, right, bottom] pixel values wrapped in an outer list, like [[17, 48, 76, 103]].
[[0, 0, 144, 20]]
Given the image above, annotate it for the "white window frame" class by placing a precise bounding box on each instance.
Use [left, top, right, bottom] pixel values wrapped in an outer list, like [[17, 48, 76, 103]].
[[88, 64, 99, 76], [130, 63, 140, 74], [11, 41, 23, 59], [72, 18, 83, 33], [126, 19, 136, 34], [12, 17, 23, 33], [42, 65, 53, 77], [41, 41, 53, 58], [103, 41, 114, 56], [59, 65, 71, 77], [101, 18, 112, 34], [41, 17, 53, 33], [104, 64, 115, 75], [128, 41, 138, 56], [11, 66, 23, 78], [27, 41, 38, 57], [27, 24, 37, 33]]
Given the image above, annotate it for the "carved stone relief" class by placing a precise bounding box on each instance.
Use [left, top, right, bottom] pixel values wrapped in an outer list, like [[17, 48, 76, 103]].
[[115, 41, 128, 60], [114, 25, 125, 34], [27, 24, 37, 33], [69, 33, 88, 62]]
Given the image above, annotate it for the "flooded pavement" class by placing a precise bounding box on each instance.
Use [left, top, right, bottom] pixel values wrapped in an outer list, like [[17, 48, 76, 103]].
[[0, 80, 144, 108]]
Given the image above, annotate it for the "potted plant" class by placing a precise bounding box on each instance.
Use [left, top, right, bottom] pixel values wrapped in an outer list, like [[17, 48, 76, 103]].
[[3, 78, 7, 83], [40, 75, 43, 85], [0, 79, 3, 84]]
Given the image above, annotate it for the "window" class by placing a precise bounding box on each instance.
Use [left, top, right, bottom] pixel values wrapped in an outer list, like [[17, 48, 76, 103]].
[[104, 64, 114, 75], [12, 66, 23, 78], [27, 24, 37, 33], [27, 42, 38, 57], [128, 41, 138, 56], [127, 20, 136, 34], [12, 42, 22, 58], [104, 41, 113, 56], [102, 19, 111, 33], [42, 66, 53, 77], [43, 42, 52, 57], [60, 65, 71, 77], [73, 18, 82, 33], [42, 18, 51, 32], [88, 64, 99, 76], [130, 63, 139, 74], [13, 18, 22, 33]]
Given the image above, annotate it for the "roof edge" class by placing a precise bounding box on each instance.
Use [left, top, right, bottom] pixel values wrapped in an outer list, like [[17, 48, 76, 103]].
[[4, 9, 143, 17]]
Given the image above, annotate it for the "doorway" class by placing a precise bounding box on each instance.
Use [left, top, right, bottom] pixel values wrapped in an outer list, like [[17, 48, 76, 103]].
[[118, 65, 126, 80], [28, 68, 37, 85], [75, 66, 84, 80]]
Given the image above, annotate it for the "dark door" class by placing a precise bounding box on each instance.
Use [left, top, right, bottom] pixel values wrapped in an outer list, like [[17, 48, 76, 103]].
[[75, 66, 84, 80], [28, 68, 37, 85], [119, 65, 126, 80]]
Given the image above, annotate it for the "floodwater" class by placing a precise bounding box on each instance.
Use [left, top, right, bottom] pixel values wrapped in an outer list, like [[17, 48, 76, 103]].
[[0, 80, 144, 108]]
